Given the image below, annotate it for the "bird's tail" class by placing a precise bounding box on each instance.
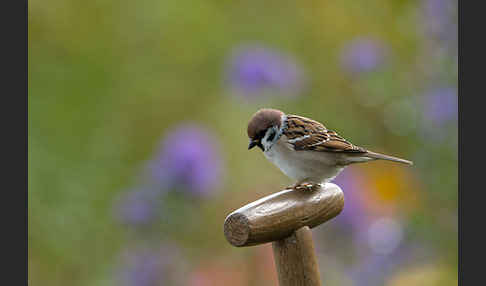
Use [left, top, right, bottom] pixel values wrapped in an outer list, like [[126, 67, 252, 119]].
[[365, 151, 413, 165]]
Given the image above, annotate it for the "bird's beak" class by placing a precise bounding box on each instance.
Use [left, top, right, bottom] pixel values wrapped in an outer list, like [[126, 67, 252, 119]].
[[248, 139, 258, 150], [248, 139, 264, 151]]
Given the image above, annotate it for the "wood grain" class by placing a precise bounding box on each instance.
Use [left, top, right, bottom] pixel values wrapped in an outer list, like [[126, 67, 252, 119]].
[[224, 183, 344, 247], [272, 226, 321, 286]]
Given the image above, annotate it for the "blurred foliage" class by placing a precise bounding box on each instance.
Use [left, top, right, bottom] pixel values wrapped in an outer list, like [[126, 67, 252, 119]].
[[29, 0, 457, 285]]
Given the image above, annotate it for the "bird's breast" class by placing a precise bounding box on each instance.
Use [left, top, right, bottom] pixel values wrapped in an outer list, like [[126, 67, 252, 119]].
[[263, 139, 308, 181], [263, 138, 344, 183]]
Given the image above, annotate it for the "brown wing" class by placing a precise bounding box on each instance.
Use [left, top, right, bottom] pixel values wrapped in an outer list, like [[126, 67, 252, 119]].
[[283, 115, 367, 153]]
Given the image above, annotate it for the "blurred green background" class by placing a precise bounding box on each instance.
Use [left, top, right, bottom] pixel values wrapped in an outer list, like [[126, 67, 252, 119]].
[[28, 0, 457, 285]]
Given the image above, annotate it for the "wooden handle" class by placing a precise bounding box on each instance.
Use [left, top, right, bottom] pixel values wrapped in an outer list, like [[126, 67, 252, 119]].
[[224, 183, 344, 247], [273, 226, 321, 286]]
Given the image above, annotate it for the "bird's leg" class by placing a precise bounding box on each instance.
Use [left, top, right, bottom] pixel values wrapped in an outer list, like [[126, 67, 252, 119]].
[[295, 182, 322, 192], [288, 179, 322, 192], [285, 178, 306, 190]]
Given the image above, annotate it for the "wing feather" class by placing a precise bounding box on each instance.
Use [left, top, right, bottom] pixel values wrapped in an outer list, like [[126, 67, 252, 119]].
[[283, 115, 366, 153]]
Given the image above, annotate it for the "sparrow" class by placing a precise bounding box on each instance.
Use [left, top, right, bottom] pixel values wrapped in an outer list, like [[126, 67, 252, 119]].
[[247, 108, 413, 191]]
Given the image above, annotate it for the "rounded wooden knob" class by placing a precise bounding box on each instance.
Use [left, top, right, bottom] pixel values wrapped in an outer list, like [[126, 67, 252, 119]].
[[224, 183, 344, 247]]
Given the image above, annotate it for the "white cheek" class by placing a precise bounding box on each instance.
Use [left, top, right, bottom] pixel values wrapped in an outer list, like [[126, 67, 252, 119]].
[[262, 127, 278, 151], [262, 138, 273, 151]]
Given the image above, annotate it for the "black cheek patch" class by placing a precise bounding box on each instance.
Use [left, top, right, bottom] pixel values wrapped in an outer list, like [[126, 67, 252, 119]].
[[256, 130, 266, 140], [267, 130, 276, 142], [257, 142, 264, 151]]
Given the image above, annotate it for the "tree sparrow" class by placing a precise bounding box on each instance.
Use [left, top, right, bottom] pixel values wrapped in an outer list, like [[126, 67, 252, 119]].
[[247, 108, 413, 191]]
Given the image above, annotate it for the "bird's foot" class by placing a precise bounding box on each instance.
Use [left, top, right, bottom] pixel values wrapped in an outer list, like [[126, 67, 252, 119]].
[[292, 182, 322, 192]]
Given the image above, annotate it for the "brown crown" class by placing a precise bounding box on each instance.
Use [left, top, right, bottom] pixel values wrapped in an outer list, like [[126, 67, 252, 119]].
[[247, 108, 284, 139]]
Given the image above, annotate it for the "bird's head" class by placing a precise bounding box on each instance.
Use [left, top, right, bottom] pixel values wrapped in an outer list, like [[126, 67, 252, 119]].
[[247, 108, 285, 152]]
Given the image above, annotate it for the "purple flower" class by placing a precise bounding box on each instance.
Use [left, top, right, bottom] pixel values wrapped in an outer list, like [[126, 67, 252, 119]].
[[347, 239, 417, 286], [117, 244, 183, 286], [423, 0, 457, 46], [340, 38, 387, 75], [149, 124, 223, 197], [422, 86, 457, 125], [367, 217, 404, 255], [419, 86, 457, 143], [348, 253, 399, 286], [333, 169, 370, 234], [114, 187, 162, 227], [226, 45, 305, 98], [120, 249, 165, 286]]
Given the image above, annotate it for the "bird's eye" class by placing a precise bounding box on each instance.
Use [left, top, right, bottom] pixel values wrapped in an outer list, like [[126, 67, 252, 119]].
[[257, 130, 266, 140], [267, 129, 276, 142]]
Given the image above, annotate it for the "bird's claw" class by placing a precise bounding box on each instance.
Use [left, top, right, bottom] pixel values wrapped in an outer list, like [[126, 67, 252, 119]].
[[292, 182, 321, 192]]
